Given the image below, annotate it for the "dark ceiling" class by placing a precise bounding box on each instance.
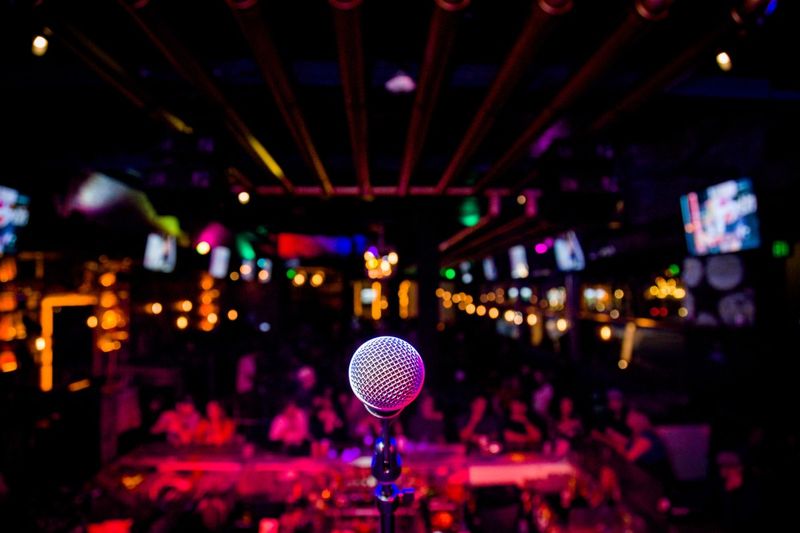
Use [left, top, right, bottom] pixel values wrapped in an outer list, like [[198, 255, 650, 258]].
[[2, 0, 798, 265]]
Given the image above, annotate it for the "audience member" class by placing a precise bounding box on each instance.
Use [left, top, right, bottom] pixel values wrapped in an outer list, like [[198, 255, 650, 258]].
[[458, 395, 502, 450], [196, 401, 236, 447], [503, 399, 544, 452], [151, 397, 202, 447], [268, 400, 310, 455]]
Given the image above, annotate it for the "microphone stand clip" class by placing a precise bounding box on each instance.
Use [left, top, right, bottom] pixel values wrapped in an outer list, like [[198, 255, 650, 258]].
[[372, 419, 414, 533]]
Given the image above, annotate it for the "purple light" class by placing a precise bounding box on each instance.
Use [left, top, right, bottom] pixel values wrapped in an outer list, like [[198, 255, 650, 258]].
[[535, 243, 548, 254]]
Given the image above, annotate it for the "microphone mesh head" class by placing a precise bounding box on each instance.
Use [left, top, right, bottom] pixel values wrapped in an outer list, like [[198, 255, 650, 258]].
[[349, 336, 425, 414]]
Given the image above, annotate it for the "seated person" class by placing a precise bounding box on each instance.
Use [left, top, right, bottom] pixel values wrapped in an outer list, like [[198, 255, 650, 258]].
[[604, 409, 672, 483], [310, 394, 345, 443], [503, 399, 544, 452], [554, 396, 583, 440], [458, 395, 502, 449], [151, 397, 201, 446], [195, 400, 236, 446], [406, 392, 445, 444], [268, 399, 310, 455]]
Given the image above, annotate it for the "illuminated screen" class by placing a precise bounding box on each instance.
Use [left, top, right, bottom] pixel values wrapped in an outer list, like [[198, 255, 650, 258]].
[[0, 185, 30, 255], [143, 233, 176, 273], [209, 246, 231, 279], [680, 178, 760, 256], [482, 257, 497, 281], [553, 230, 585, 271], [509, 245, 529, 279]]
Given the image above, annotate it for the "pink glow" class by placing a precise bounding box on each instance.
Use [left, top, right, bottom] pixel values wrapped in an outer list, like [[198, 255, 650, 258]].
[[534, 243, 548, 254]]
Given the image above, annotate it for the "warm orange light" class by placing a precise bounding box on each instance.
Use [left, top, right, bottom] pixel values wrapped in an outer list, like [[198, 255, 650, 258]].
[[465, 303, 476, 314], [238, 191, 251, 204], [32, 35, 48, 56], [0, 351, 17, 373], [101, 310, 120, 329], [99, 272, 116, 287], [100, 291, 118, 308], [488, 307, 499, 319], [609, 309, 620, 319], [618, 359, 628, 370], [150, 302, 163, 315], [678, 307, 688, 317], [258, 269, 270, 281], [230, 272, 240, 281], [599, 325, 612, 341], [476, 305, 486, 316], [293, 272, 307, 286], [310, 271, 325, 287], [39, 293, 98, 392], [387, 252, 399, 265], [35, 336, 46, 351], [503, 310, 515, 322], [614, 289, 624, 299], [716, 51, 732, 72], [371, 282, 382, 321], [207, 312, 218, 324], [227, 309, 238, 320], [176, 316, 189, 329], [68, 379, 91, 392], [513, 313, 524, 326], [556, 318, 568, 332], [86, 316, 98, 328], [180, 300, 193, 312], [527, 313, 538, 326]]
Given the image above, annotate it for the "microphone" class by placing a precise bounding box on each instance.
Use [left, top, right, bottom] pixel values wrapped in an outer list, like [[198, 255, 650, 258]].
[[348, 336, 425, 419]]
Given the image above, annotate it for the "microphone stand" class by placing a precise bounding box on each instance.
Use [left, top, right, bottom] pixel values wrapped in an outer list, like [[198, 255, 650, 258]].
[[372, 418, 413, 533]]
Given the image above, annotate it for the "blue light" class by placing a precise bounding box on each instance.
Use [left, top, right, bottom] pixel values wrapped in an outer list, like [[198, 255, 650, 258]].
[[766, 0, 778, 16]]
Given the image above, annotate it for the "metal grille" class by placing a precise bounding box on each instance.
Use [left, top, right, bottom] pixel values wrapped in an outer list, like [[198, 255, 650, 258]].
[[348, 336, 425, 412]]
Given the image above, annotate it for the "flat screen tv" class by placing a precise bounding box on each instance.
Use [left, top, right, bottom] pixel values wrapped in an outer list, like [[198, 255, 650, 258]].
[[143, 233, 176, 273], [554, 230, 585, 271], [509, 245, 529, 279], [0, 185, 30, 255], [680, 178, 760, 256]]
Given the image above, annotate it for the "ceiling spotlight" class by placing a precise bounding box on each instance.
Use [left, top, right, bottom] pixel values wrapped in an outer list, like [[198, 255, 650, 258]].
[[32, 35, 48, 57], [716, 51, 732, 72], [238, 191, 250, 205], [385, 71, 416, 94]]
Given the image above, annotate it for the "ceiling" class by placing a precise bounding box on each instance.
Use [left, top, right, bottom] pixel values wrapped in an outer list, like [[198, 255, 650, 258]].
[[2, 0, 798, 264]]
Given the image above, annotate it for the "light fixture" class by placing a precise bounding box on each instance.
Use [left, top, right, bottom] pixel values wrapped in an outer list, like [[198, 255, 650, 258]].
[[238, 191, 250, 205], [384, 71, 416, 94], [716, 51, 732, 72], [32, 35, 48, 56]]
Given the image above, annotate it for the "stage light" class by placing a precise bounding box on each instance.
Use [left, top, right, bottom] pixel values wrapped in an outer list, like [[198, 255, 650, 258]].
[[599, 325, 612, 341], [716, 51, 732, 72], [150, 302, 163, 315], [237, 191, 250, 205], [196, 241, 211, 255], [176, 316, 188, 329], [32, 35, 48, 56], [227, 309, 238, 320]]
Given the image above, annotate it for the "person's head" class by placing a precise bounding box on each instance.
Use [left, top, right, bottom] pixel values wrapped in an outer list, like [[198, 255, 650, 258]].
[[559, 396, 574, 417], [509, 399, 528, 418], [297, 365, 316, 391], [607, 389, 624, 414], [177, 397, 196, 416], [206, 400, 225, 421], [625, 410, 651, 434]]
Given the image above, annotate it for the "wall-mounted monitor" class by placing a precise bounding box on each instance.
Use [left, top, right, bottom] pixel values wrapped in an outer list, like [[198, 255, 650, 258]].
[[143, 233, 176, 273], [509, 245, 529, 279], [0, 185, 30, 255], [680, 178, 760, 256], [554, 230, 585, 271]]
